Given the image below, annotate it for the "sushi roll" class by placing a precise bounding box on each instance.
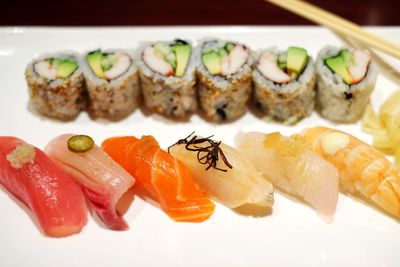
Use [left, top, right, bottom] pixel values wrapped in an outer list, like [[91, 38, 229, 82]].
[[197, 39, 253, 122], [83, 49, 140, 120], [138, 40, 196, 118], [252, 47, 316, 124], [25, 52, 85, 120], [315, 46, 378, 123]]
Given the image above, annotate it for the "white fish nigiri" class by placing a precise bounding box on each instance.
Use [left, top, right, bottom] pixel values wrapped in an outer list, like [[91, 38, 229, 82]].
[[45, 134, 135, 230], [168, 134, 274, 209], [235, 132, 339, 222]]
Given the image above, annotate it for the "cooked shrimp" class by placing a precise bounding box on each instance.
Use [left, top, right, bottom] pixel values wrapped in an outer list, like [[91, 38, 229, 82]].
[[302, 126, 400, 218]]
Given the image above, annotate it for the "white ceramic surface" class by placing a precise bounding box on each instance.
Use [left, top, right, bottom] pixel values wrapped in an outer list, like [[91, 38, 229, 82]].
[[0, 26, 399, 267]]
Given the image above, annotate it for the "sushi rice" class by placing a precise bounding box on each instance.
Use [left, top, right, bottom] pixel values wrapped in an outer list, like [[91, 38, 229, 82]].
[[25, 52, 86, 120], [196, 39, 253, 122], [315, 46, 378, 123], [252, 47, 316, 124], [137, 40, 197, 118], [82, 49, 140, 120]]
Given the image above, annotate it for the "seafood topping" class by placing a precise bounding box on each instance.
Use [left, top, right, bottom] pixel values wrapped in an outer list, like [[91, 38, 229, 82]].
[[236, 131, 339, 222], [86, 50, 132, 80], [45, 134, 135, 230], [33, 57, 78, 80], [168, 132, 233, 172], [202, 42, 248, 76], [324, 48, 371, 84], [0, 137, 88, 237], [101, 135, 215, 222], [257, 52, 290, 84], [143, 40, 192, 77], [169, 133, 274, 209], [257, 47, 309, 84]]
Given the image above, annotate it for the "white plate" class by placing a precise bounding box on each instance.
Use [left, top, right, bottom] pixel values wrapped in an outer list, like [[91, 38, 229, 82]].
[[0, 26, 399, 267]]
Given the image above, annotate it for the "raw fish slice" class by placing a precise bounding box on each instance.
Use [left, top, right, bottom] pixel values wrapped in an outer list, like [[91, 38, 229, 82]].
[[45, 134, 135, 230], [169, 137, 274, 208], [101, 136, 215, 222], [302, 126, 400, 218], [0, 137, 87, 237], [235, 132, 339, 222]]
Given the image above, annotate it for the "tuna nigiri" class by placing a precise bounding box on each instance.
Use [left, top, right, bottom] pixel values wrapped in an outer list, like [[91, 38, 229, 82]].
[[302, 126, 400, 218], [101, 135, 215, 222], [168, 133, 274, 209], [236, 132, 339, 222], [0, 137, 87, 237], [45, 134, 135, 230]]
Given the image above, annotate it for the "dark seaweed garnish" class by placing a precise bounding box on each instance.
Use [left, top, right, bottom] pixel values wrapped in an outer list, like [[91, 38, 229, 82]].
[[168, 132, 233, 172], [216, 103, 228, 120], [344, 92, 353, 100], [173, 39, 188, 45], [216, 108, 227, 120]]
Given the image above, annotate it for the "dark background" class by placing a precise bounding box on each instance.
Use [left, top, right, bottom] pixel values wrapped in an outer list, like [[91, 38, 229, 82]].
[[2, 0, 399, 26]]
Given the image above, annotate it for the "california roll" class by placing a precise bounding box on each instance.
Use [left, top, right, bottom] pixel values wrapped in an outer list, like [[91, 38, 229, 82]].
[[25, 53, 85, 120], [252, 46, 316, 124], [315, 46, 378, 123], [138, 40, 196, 118], [196, 39, 253, 122]]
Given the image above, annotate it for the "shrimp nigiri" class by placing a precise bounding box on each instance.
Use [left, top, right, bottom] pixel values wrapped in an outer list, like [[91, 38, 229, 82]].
[[45, 134, 135, 230], [302, 126, 400, 218], [0, 137, 87, 237], [236, 132, 339, 222], [168, 133, 274, 209], [101, 135, 215, 222]]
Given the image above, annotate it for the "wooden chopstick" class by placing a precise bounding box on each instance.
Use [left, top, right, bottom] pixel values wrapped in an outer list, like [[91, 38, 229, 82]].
[[266, 0, 400, 59]]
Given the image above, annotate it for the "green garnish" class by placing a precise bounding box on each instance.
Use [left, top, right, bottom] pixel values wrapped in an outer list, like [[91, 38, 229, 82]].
[[67, 135, 94, 153]]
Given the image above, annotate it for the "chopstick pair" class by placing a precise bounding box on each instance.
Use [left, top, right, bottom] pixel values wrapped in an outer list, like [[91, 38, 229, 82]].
[[265, 0, 400, 60]]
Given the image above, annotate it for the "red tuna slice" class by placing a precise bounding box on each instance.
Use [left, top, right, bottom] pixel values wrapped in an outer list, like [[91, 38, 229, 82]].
[[0, 137, 87, 237], [45, 134, 135, 230]]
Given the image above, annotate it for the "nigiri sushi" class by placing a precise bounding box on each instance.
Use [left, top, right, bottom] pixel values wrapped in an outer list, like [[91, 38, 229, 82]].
[[302, 126, 400, 218], [45, 134, 135, 230], [236, 132, 339, 222], [168, 133, 274, 209], [101, 135, 215, 222], [0, 137, 87, 237]]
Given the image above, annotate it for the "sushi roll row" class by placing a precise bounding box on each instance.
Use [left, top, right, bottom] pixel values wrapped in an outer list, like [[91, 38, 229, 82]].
[[26, 50, 140, 121], [25, 41, 377, 123]]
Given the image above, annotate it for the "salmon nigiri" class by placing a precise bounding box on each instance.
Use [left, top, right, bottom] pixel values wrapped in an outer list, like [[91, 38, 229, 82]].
[[101, 135, 215, 222], [0, 137, 87, 237], [45, 134, 135, 230], [236, 132, 339, 222], [168, 133, 274, 209], [302, 126, 400, 218]]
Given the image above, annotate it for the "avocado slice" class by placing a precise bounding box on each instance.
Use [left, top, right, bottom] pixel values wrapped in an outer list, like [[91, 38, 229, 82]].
[[86, 51, 105, 78], [278, 53, 287, 70], [287, 47, 308, 74], [57, 59, 78, 79], [217, 48, 228, 58], [325, 56, 352, 84], [339, 49, 353, 67], [51, 58, 63, 66], [202, 51, 221, 75], [171, 44, 190, 77], [224, 42, 235, 53]]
